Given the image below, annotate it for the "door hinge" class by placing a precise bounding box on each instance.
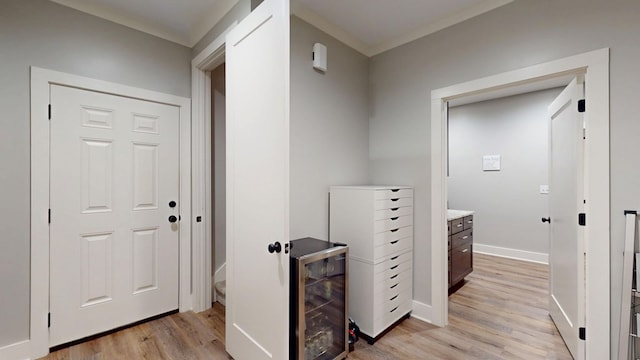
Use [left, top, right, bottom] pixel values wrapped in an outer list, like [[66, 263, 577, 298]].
[[579, 327, 586, 340], [48, 104, 51, 120], [48, 209, 51, 224], [578, 99, 585, 113], [48, 312, 51, 328], [578, 213, 586, 226]]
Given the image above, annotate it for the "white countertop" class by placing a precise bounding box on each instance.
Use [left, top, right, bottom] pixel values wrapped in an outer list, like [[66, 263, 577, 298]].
[[447, 209, 474, 221]]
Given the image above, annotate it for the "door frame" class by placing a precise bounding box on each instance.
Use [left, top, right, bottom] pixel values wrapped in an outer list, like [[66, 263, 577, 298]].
[[430, 48, 609, 359], [29, 67, 192, 359], [190, 22, 237, 312]]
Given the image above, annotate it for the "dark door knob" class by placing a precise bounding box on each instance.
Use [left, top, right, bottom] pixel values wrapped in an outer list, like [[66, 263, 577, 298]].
[[169, 201, 177, 208], [268, 241, 282, 254], [541, 217, 551, 223], [168, 215, 178, 223]]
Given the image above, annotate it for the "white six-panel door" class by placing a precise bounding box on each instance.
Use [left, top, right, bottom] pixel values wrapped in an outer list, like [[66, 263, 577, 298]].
[[225, 0, 290, 358], [49, 84, 180, 346], [548, 77, 585, 359]]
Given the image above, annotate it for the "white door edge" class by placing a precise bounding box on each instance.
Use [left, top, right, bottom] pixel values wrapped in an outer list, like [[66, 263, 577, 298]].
[[30, 66, 192, 359], [430, 48, 609, 360], [190, 21, 238, 313]]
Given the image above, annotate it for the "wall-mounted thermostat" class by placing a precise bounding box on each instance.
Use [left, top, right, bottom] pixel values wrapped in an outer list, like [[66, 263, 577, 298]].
[[313, 43, 327, 72]]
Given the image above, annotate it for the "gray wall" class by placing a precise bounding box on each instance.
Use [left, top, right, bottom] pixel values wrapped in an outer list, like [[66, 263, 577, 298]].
[[191, 0, 252, 58], [448, 89, 562, 255], [290, 16, 370, 240], [0, 0, 191, 348], [368, 0, 640, 357]]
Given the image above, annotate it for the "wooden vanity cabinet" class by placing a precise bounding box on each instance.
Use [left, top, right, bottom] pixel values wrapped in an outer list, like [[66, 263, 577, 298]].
[[448, 215, 473, 290]]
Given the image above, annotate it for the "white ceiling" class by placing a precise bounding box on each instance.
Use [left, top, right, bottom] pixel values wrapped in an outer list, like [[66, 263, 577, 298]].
[[49, 0, 513, 54]]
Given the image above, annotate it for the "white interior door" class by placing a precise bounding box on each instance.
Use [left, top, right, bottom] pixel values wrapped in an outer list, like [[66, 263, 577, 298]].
[[225, 0, 290, 358], [49, 84, 180, 346], [547, 77, 585, 359]]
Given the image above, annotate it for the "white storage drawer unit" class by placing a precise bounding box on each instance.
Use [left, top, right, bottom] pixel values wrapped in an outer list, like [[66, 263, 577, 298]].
[[329, 185, 413, 342]]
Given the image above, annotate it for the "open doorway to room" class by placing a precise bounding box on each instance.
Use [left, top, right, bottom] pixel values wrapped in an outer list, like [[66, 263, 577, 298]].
[[445, 86, 571, 358], [209, 63, 227, 307], [431, 48, 610, 360]]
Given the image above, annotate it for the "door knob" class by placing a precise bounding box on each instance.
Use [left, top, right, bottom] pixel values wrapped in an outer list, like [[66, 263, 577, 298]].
[[168, 215, 178, 223], [268, 241, 282, 254], [169, 201, 177, 208], [541, 217, 551, 223]]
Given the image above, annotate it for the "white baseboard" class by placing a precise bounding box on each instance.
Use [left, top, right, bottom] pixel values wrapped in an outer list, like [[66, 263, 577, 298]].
[[213, 263, 226, 303], [214, 262, 226, 283], [410, 300, 432, 324], [211, 275, 216, 301], [474, 243, 548, 264], [0, 339, 32, 360]]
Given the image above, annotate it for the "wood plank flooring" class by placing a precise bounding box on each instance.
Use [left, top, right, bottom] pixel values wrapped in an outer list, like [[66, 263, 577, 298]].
[[348, 254, 572, 360], [41, 253, 571, 360]]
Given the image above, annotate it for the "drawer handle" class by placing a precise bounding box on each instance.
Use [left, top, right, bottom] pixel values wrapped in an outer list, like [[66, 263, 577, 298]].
[[390, 295, 398, 301], [461, 248, 469, 253], [390, 306, 399, 313], [390, 207, 399, 211], [390, 283, 398, 289], [390, 274, 398, 279], [467, 220, 473, 224], [390, 265, 399, 270], [390, 240, 399, 245], [462, 236, 469, 240], [390, 255, 399, 260], [390, 217, 399, 221], [390, 228, 399, 233], [391, 198, 400, 202], [391, 189, 400, 192], [456, 224, 463, 228]]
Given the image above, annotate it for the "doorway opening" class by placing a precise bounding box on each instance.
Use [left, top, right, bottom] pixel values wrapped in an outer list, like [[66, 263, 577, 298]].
[[209, 63, 227, 306], [445, 85, 572, 358], [190, 23, 235, 313], [430, 48, 609, 359]]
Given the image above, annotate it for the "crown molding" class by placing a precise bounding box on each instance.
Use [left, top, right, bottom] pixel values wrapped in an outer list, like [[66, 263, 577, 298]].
[[291, 2, 371, 57], [190, 0, 239, 47], [50, 0, 190, 45], [292, 0, 513, 58], [369, 0, 513, 56], [50, 0, 239, 47]]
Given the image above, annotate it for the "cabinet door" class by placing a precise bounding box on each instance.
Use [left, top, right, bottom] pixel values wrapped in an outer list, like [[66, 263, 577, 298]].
[[450, 243, 472, 286]]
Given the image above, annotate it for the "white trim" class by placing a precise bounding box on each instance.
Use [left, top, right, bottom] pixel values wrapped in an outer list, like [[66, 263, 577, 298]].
[[213, 263, 227, 304], [410, 300, 432, 324], [473, 244, 548, 264], [214, 262, 227, 284], [190, 22, 237, 313], [190, 0, 240, 47], [430, 48, 610, 360], [290, 2, 370, 56], [0, 340, 31, 360], [49, 0, 238, 47], [369, 0, 513, 56], [30, 67, 191, 359], [291, 0, 512, 57]]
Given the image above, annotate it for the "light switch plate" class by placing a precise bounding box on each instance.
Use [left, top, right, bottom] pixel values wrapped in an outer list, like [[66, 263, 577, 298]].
[[539, 185, 549, 194]]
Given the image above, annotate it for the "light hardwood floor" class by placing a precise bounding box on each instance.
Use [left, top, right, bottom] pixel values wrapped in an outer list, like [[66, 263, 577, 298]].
[[41, 253, 571, 359]]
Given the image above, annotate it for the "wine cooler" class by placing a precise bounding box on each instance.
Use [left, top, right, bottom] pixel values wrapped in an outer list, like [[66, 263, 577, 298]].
[[290, 237, 348, 360]]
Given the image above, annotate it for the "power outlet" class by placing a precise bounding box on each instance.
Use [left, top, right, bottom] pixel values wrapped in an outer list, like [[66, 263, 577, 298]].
[[539, 185, 549, 194]]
